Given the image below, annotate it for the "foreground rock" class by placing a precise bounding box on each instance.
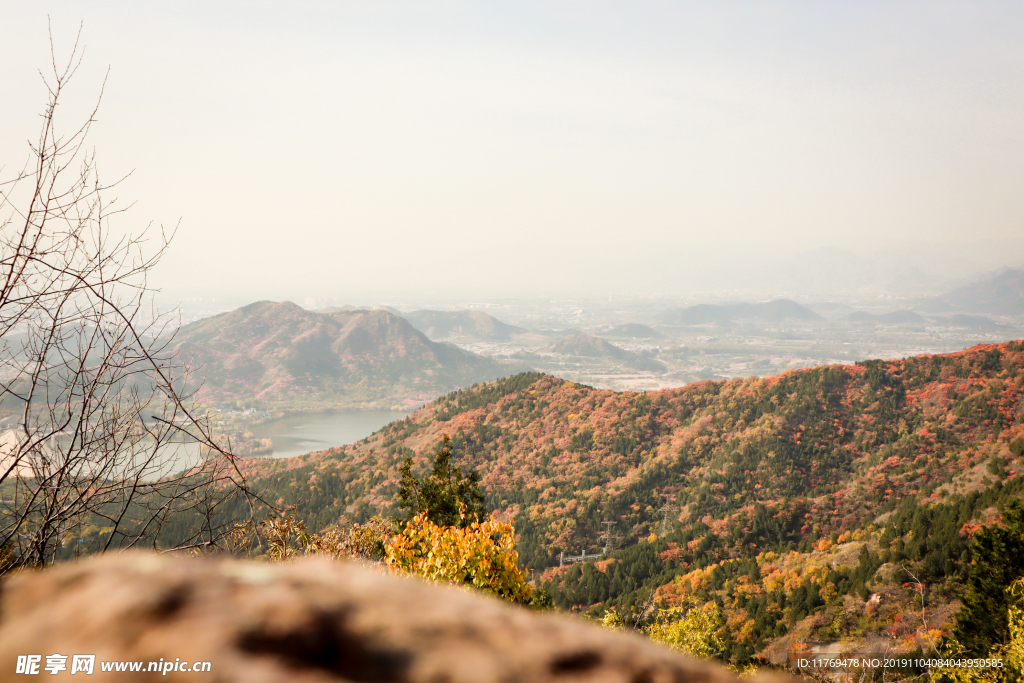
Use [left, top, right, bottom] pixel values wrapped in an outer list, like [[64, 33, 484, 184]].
[[0, 553, 792, 682]]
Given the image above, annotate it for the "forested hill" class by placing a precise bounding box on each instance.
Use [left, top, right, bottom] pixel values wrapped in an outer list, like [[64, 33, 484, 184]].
[[543, 333, 667, 372], [172, 301, 522, 410], [240, 341, 1024, 663], [398, 309, 528, 342]]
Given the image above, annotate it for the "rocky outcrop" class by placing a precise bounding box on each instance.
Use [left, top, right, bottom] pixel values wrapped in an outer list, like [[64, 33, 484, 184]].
[[0, 553, 794, 683]]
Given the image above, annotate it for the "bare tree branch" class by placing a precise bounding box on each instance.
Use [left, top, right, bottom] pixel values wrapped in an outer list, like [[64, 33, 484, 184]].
[[0, 29, 272, 568]]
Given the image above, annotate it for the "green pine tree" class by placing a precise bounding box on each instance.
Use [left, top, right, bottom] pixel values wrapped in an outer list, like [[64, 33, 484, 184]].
[[398, 435, 486, 528], [952, 500, 1024, 656]]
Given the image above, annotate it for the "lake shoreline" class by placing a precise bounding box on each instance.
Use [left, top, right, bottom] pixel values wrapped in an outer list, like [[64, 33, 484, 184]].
[[248, 410, 412, 460]]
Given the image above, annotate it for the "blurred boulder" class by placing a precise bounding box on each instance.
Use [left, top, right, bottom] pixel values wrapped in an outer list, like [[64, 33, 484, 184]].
[[0, 553, 793, 683]]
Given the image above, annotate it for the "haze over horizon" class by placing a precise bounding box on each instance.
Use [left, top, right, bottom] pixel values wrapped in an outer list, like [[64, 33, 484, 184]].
[[3, 2, 1023, 305]]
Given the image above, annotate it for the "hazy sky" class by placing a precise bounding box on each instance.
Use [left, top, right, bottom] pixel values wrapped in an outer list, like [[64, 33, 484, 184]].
[[3, 2, 1023, 303]]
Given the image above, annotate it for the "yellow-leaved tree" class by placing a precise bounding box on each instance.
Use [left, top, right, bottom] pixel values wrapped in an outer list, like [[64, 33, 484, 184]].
[[643, 603, 725, 660], [384, 510, 533, 604], [243, 440, 541, 608]]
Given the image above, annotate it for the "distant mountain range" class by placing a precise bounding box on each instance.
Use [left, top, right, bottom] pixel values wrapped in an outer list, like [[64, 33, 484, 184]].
[[660, 299, 823, 325], [397, 310, 527, 342], [172, 301, 522, 409], [840, 310, 1011, 329], [651, 268, 1024, 329], [830, 269, 1024, 325], [917, 268, 1024, 316], [543, 333, 666, 372]]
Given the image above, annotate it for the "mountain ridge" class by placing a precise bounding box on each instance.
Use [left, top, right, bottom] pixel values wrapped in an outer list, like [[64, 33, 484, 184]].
[[236, 340, 1024, 664], [661, 299, 823, 326], [240, 340, 1024, 559], [543, 333, 667, 372], [917, 268, 1024, 316], [398, 309, 528, 342], [172, 301, 524, 409]]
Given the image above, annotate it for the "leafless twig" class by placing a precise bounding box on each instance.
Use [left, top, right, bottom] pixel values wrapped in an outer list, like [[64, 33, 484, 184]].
[[0, 25, 269, 568]]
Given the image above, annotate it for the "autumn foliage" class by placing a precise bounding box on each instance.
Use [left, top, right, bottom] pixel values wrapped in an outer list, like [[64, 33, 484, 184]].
[[384, 511, 533, 604], [235, 341, 1024, 665], [643, 603, 725, 660]]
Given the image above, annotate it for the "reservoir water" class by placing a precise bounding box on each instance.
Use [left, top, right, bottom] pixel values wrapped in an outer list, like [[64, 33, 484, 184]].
[[138, 410, 412, 477], [250, 410, 412, 459]]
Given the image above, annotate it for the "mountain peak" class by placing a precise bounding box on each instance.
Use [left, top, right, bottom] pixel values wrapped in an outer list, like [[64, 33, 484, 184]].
[[172, 302, 523, 407]]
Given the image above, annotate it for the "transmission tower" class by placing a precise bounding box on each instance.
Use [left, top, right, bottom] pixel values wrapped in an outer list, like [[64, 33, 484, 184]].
[[600, 521, 619, 555], [658, 494, 679, 536]]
